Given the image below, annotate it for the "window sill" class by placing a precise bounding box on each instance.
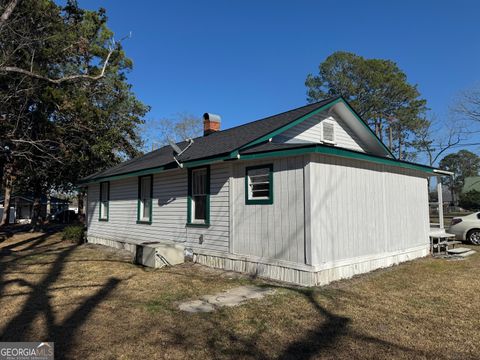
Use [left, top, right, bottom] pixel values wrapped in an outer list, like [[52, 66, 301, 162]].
[[246, 199, 273, 205], [98, 218, 109, 222], [136, 220, 152, 225], [186, 222, 210, 228]]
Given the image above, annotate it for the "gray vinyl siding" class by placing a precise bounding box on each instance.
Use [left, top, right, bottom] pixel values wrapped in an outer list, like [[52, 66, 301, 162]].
[[308, 153, 429, 266], [86, 151, 430, 272], [86, 163, 231, 253], [231, 156, 306, 264], [277, 112, 368, 152]]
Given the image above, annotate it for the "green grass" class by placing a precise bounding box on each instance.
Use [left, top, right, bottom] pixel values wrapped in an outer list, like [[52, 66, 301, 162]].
[[0, 232, 479, 359]]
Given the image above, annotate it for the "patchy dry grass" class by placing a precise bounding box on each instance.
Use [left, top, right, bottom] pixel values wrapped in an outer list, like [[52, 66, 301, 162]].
[[0, 232, 479, 359]]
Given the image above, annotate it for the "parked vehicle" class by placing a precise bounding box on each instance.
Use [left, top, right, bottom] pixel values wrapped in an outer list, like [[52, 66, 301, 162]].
[[49, 209, 77, 223], [448, 212, 480, 245]]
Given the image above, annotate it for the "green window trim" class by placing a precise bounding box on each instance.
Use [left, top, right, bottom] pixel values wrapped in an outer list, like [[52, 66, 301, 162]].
[[245, 164, 274, 205], [137, 174, 153, 225], [98, 181, 110, 221], [187, 165, 210, 227]]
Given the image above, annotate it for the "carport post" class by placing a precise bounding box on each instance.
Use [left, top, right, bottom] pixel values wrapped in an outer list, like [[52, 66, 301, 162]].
[[433, 169, 455, 231], [437, 179, 444, 230]]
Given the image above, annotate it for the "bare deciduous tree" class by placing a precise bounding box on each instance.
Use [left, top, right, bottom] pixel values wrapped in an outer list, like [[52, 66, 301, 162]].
[[455, 85, 480, 123], [142, 113, 203, 151]]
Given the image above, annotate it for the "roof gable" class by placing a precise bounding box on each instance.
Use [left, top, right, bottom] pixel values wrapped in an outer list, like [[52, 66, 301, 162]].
[[272, 112, 368, 153], [238, 97, 393, 158]]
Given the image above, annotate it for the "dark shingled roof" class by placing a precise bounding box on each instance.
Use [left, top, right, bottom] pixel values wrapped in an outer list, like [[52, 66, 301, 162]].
[[82, 97, 340, 181]]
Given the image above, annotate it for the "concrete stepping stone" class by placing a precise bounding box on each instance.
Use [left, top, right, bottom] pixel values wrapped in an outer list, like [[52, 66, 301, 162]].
[[178, 300, 215, 313], [447, 247, 476, 257], [448, 247, 471, 254], [178, 286, 274, 313]]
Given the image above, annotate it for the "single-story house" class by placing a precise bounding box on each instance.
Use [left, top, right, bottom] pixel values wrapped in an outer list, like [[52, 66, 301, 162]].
[[0, 194, 69, 224], [80, 96, 444, 286]]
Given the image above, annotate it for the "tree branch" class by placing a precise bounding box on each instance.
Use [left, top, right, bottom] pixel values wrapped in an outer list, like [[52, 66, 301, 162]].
[[0, 0, 20, 30], [0, 48, 114, 84]]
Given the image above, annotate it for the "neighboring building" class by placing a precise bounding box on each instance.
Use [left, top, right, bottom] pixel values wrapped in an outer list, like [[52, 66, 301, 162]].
[[80, 96, 441, 286], [463, 176, 480, 193], [0, 194, 69, 224]]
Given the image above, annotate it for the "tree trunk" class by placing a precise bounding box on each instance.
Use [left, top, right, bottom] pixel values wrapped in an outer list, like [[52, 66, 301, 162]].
[[397, 130, 403, 160], [30, 181, 42, 231], [388, 126, 393, 152], [0, 0, 20, 30], [77, 190, 84, 216], [0, 163, 15, 227]]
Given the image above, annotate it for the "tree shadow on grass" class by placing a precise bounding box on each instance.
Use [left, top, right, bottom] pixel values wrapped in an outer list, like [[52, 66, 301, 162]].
[[187, 284, 423, 360], [277, 288, 351, 360], [0, 234, 121, 360], [272, 286, 422, 359], [0, 232, 52, 253]]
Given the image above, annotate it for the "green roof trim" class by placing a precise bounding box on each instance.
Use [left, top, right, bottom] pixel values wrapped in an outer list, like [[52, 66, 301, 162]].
[[238, 97, 395, 159], [78, 154, 234, 185], [182, 154, 232, 168], [340, 99, 396, 159], [78, 165, 165, 185], [81, 144, 435, 186], [239, 98, 343, 150], [240, 144, 436, 174]]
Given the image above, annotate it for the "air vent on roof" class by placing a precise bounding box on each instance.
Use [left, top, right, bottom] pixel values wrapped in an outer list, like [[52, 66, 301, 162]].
[[322, 121, 335, 144]]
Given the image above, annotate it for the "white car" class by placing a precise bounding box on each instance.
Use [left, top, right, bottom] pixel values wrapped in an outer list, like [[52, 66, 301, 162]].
[[448, 212, 480, 245]]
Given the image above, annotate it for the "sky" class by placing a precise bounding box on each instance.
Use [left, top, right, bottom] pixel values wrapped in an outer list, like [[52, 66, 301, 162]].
[[69, 0, 480, 158]]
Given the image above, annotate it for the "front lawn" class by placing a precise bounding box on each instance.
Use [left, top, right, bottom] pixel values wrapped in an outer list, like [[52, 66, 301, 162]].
[[0, 231, 478, 359]]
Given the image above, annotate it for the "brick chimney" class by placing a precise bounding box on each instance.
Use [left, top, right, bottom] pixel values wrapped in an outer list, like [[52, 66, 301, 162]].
[[203, 113, 221, 136]]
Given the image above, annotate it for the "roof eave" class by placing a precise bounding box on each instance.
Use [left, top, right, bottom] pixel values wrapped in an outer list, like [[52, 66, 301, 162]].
[[239, 143, 437, 175]]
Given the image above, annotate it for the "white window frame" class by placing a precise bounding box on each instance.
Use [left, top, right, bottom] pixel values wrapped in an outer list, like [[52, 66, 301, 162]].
[[137, 175, 152, 224], [245, 164, 273, 205], [99, 181, 109, 221], [188, 167, 209, 225]]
